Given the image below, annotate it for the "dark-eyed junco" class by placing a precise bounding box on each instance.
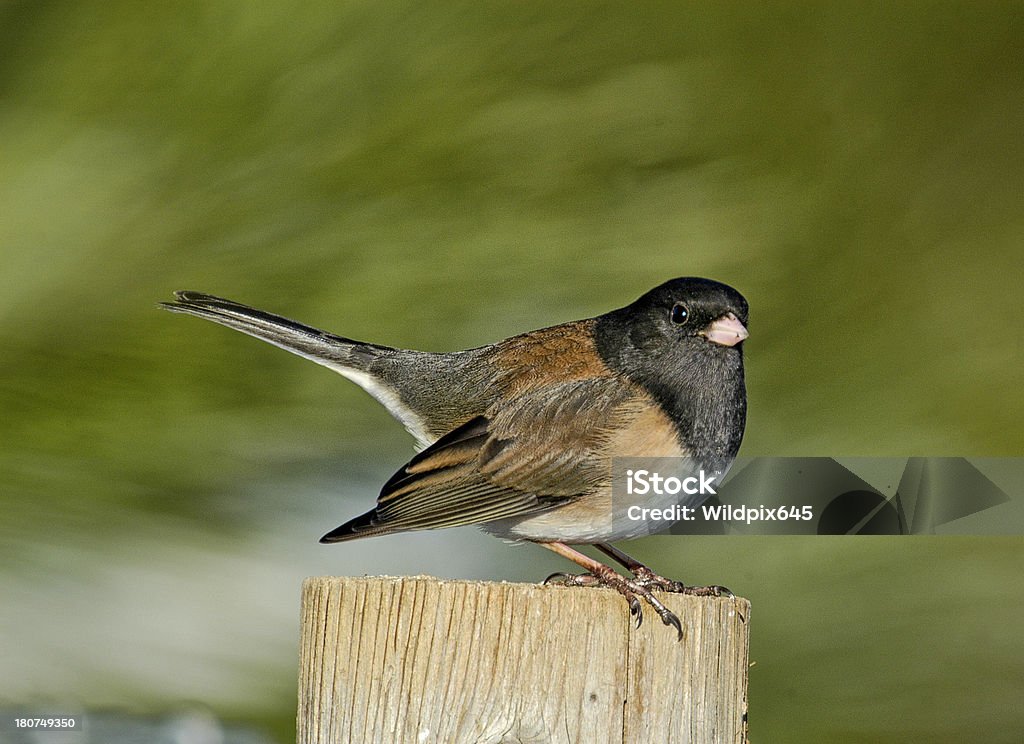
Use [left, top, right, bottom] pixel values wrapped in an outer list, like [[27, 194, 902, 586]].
[[162, 278, 748, 636]]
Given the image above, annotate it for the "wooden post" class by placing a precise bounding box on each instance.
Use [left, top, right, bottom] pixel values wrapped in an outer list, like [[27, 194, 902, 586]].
[[298, 575, 749, 744]]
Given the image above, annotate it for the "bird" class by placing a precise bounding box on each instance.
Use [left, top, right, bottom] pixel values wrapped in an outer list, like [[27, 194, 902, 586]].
[[161, 278, 748, 637]]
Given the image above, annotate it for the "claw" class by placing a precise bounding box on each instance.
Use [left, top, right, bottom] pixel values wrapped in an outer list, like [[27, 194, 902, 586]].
[[662, 610, 683, 642], [638, 589, 685, 641], [629, 596, 643, 628], [543, 572, 571, 585]]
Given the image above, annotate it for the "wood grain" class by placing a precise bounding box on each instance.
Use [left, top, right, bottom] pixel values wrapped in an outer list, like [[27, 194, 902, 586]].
[[298, 575, 749, 744]]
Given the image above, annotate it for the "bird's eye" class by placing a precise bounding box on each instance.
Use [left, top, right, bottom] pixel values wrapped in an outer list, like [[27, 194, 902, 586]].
[[670, 303, 689, 325]]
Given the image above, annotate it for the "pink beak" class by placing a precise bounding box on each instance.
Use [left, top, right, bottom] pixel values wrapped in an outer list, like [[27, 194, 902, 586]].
[[702, 312, 748, 347]]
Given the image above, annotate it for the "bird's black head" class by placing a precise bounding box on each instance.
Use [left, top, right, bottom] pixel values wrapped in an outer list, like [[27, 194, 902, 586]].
[[594, 277, 748, 459]]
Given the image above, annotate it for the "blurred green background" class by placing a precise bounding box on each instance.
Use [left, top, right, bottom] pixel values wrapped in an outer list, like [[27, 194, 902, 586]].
[[2, 1, 1022, 742]]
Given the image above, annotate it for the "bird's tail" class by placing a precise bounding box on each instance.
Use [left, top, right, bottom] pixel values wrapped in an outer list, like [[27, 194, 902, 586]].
[[160, 291, 389, 376]]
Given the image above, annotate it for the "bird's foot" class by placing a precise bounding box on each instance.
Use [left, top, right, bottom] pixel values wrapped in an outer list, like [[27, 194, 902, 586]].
[[628, 566, 734, 598], [544, 569, 682, 640]]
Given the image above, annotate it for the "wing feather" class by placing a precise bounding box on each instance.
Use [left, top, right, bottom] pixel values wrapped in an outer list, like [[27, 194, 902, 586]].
[[322, 377, 646, 541]]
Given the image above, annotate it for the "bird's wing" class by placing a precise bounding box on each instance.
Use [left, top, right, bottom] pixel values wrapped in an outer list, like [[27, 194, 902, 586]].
[[321, 377, 645, 540]]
